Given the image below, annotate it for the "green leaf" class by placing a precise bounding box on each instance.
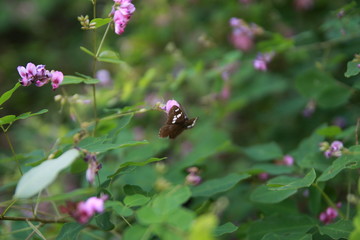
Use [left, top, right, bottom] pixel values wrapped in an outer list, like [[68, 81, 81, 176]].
[[295, 69, 335, 99], [258, 33, 294, 52], [319, 220, 353, 239], [123, 224, 148, 240], [316, 126, 342, 137], [0, 83, 20, 106], [61, 75, 99, 85], [15, 109, 48, 120], [106, 200, 133, 217], [39, 188, 95, 202], [61, 75, 85, 85], [248, 215, 316, 240], [164, 208, 195, 231], [56, 222, 84, 240], [345, 61, 360, 78], [123, 185, 148, 196], [317, 145, 360, 182], [295, 69, 350, 108], [108, 157, 166, 178], [90, 18, 111, 28], [80, 46, 95, 57], [0, 109, 48, 126], [189, 213, 218, 240], [78, 137, 148, 153], [242, 142, 283, 161], [98, 51, 124, 64], [136, 186, 192, 225], [214, 222, 238, 237], [261, 233, 312, 240], [249, 164, 294, 175], [95, 212, 114, 231], [14, 149, 80, 198], [153, 186, 192, 214], [250, 185, 297, 203], [267, 169, 316, 190], [191, 173, 250, 197], [316, 85, 351, 108], [350, 203, 360, 240], [124, 194, 150, 207], [0, 115, 16, 125]]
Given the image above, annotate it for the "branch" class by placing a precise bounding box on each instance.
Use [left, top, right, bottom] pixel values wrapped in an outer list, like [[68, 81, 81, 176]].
[[0, 215, 68, 224]]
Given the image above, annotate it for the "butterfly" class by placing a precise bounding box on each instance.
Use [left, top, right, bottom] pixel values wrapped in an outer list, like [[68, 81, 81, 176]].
[[159, 105, 198, 139]]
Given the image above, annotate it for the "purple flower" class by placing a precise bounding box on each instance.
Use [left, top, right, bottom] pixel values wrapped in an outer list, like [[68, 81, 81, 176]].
[[51, 71, 64, 90], [229, 18, 263, 51], [185, 167, 202, 186], [282, 155, 294, 166], [258, 172, 269, 181], [319, 206, 338, 224], [330, 141, 343, 151], [186, 173, 202, 185], [302, 100, 316, 117], [253, 53, 274, 71], [17, 62, 63, 90], [111, 0, 135, 35], [161, 99, 180, 113], [320, 140, 344, 158], [60, 195, 108, 224]]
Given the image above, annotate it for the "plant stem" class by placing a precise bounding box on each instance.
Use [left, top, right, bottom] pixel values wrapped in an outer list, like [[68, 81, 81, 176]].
[[91, 23, 111, 136], [312, 183, 345, 219], [1, 126, 22, 175], [1, 199, 17, 217], [0, 215, 67, 224], [95, 23, 111, 58]]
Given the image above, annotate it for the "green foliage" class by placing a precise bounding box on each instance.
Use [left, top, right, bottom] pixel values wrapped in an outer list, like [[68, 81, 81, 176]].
[[191, 173, 250, 197], [1, 0, 360, 239]]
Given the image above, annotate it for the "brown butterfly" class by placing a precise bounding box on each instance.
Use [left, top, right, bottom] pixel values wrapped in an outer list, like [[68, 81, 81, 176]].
[[159, 105, 198, 139]]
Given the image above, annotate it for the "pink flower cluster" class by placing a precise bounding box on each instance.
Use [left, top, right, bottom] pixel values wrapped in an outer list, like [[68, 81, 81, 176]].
[[319, 140, 344, 158], [319, 203, 341, 224], [253, 52, 275, 72], [60, 195, 108, 224], [229, 17, 263, 52], [111, 0, 135, 35], [185, 167, 202, 186], [17, 62, 63, 90]]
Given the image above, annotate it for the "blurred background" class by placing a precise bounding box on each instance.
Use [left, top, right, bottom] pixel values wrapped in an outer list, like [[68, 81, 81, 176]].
[[1, 0, 360, 238]]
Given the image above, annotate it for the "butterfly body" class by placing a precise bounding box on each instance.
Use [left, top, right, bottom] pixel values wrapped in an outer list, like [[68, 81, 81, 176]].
[[159, 105, 198, 139]]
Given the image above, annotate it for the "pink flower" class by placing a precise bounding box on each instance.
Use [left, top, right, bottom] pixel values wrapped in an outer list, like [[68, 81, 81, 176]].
[[319, 206, 339, 224], [282, 155, 294, 166], [17, 62, 63, 90], [60, 195, 108, 224], [320, 140, 344, 158], [229, 18, 263, 51], [162, 99, 180, 113], [258, 172, 269, 181], [253, 53, 274, 72], [51, 71, 64, 90], [111, 0, 135, 35], [294, 0, 314, 11], [185, 167, 202, 186]]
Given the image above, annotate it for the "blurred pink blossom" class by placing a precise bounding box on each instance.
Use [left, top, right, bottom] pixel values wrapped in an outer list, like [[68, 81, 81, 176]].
[[60, 195, 108, 224]]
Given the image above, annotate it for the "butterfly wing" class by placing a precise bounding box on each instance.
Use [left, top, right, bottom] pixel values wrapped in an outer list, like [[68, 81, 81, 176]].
[[159, 105, 198, 139], [159, 124, 186, 139]]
